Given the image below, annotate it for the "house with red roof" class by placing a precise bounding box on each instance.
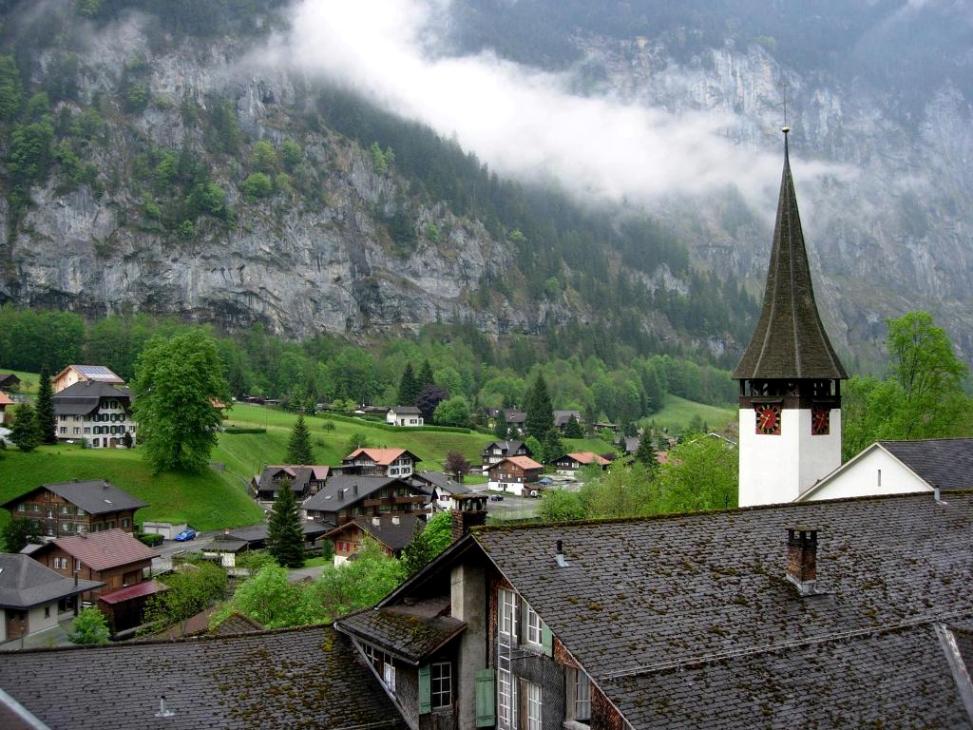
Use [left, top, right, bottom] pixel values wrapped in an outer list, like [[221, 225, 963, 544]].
[[341, 447, 422, 478], [553, 451, 611, 476], [486, 455, 545, 496], [29, 528, 163, 633]]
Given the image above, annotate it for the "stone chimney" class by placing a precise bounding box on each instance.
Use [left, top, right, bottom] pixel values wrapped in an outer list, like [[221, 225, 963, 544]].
[[450, 494, 487, 542], [786, 528, 818, 596]]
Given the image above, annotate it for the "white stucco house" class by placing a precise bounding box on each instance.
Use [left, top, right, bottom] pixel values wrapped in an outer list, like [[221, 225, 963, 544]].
[[795, 438, 973, 502], [386, 406, 423, 427]]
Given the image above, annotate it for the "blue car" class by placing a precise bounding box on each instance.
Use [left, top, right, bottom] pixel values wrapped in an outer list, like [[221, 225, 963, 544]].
[[173, 528, 197, 542]]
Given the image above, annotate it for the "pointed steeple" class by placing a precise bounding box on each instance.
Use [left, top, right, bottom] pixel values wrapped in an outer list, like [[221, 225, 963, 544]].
[[733, 130, 847, 381]]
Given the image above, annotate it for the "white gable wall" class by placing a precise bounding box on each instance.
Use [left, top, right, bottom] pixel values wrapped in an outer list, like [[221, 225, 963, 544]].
[[798, 446, 931, 502]]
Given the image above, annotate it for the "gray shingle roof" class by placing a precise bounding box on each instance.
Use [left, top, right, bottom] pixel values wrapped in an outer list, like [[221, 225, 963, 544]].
[[471, 492, 973, 727], [252, 465, 329, 496], [0, 553, 102, 609], [390, 406, 421, 415], [225, 521, 329, 545], [303, 476, 426, 515], [53, 381, 132, 416], [0, 626, 404, 729], [415, 471, 471, 495], [2, 480, 147, 514], [338, 602, 465, 665], [733, 136, 847, 381], [881, 438, 973, 491], [331, 514, 422, 552]]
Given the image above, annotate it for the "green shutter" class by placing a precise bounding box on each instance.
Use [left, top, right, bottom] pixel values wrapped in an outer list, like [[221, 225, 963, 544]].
[[475, 668, 496, 727], [541, 623, 553, 656], [418, 665, 431, 714]]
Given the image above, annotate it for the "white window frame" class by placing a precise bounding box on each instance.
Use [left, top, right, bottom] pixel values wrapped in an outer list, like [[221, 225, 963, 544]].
[[430, 661, 452, 709], [526, 682, 542, 730], [571, 668, 592, 724], [499, 589, 518, 641], [497, 665, 516, 730], [383, 660, 396, 694], [525, 604, 543, 648]]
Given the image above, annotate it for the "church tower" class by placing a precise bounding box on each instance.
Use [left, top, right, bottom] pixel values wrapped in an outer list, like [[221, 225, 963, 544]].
[[734, 129, 847, 506]]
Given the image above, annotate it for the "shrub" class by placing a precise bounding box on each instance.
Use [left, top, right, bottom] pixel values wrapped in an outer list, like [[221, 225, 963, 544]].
[[222, 426, 267, 434], [241, 172, 273, 200], [70, 607, 110, 645], [138, 532, 164, 547]]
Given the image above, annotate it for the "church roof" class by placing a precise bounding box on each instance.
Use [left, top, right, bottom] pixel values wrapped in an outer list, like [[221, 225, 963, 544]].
[[733, 132, 847, 381]]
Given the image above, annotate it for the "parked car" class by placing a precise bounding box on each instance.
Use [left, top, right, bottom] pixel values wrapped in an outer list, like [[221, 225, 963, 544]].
[[538, 477, 553, 485], [489, 494, 504, 502], [174, 528, 197, 542]]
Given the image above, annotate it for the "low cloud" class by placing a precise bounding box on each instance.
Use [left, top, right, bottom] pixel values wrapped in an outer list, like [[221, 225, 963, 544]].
[[260, 0, 845, 215]]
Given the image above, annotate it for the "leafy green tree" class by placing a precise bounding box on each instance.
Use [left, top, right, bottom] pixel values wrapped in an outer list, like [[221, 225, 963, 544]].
[[433, 396, 471, 427], [251, 140, 278, 173], [655, 436, 738, 512], [10, 403, 41, 452], [212, 565, 321, 629], [268, 484, 305, 569], [131, 330, 230, 473], [286, 414, 313, 464], [310, 538, 406, 620], [35, 367, 57, 445], [2, 519, 40, 552], [397, 363, 420, 405], [580, 463, 661, 519], [525, 373, 554, 438], [422, 511, 454, 554], [563, 415, 583, 439], [281, 139, 302, 170], [493, 409, 509, 439], [241, 172, 273, 200], [0, 55, 22, 121], [539, 488, 586, 522], [143, 562, 227, 631], [344, 432, 369, 456], [69, 607, 110, 645], [444, 451, 472, 481], [524, 435, 543, 459], [401, 522, 435, 576]]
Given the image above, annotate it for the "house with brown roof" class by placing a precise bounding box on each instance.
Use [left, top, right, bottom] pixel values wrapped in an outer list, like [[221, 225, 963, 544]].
[[325, 514, 422, 566], [29, 529, 163, 633], [51, 364, 124, 394], [486, 455, 544, 496], [250, 465, 330, 501], [302, 475, 432, 529], [342, 448, 422, 478], [0, 553, 101, 644], [552, 451, 611, 475], [2, 480, 147, 540], [480, 439, 533, 471], [0, 373, 21, 392], [333, 490, 973, 730]]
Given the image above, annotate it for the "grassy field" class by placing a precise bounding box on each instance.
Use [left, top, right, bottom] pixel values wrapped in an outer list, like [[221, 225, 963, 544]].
[[643, 395, 736, 433], [0, 445, 263, 532], [0, 368, 40, 394]]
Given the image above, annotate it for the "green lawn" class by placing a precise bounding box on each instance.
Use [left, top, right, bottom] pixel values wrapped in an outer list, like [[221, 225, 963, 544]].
[[0, 368, 40, 394], [643, 395, 736, 433], [0, 445, 263, 532]]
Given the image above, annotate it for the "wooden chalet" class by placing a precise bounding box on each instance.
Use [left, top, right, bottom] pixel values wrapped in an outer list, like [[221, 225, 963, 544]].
[[486, 455, 545, 497], [341, 448, 421, 478], [2, 480, 147, 540]]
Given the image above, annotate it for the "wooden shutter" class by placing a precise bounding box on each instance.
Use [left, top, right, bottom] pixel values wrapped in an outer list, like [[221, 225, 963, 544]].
[[418, 665, 431, 714], [475, 668, 496, 727], [541, 623, 553, 656]]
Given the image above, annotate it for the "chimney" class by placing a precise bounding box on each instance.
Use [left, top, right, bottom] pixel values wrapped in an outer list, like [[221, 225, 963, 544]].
[[555, 539, 569, 568], [786, 528, 817, 596], [354, 484, 359, 496], [391, 515, 400, 525], [224, 528, 230, 536], [450, 496, 487, 542]]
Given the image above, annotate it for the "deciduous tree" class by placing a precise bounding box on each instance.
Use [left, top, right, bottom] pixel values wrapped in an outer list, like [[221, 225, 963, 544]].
[[444, 451, 472, 481], [131, 330, 230, 473], [69, 607, 110, 645]]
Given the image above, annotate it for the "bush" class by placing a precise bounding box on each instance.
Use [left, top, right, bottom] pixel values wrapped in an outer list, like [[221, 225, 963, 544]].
[[138, 532, 164, 547], [241, 172, 273, 200], [222, 426, 267, 434], [70, 607, 110, 645]]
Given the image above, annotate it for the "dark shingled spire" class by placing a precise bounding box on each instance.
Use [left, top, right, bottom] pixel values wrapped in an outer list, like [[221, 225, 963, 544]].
[[733, 130, 847, 381]]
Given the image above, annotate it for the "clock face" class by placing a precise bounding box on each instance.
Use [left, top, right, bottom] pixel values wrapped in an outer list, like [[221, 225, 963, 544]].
[[755, 404, 782, 435], [812, 406, 830, 435]]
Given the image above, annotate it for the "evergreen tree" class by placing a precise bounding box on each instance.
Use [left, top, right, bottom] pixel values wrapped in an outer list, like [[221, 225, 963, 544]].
[[635, 435, 661, 477], [525, 373, 554, 438], [35, 366, 56, 445], [563, 415, 583, 439], [397, 363, 420, 405], [418, 360, 435, 389], [493, 408, 509, 439], [10, 403, 41, 452], [541, 428, 564, 464], [267, 482, 305, 569], [286, 414, 313, 464]]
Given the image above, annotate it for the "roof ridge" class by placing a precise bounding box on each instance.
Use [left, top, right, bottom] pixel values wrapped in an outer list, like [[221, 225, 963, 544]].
[[601, 608, 973, 681], [471, 489, 973, 534]]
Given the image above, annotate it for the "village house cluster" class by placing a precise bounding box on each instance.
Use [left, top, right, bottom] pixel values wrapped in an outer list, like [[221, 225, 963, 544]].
[[0, 133, 971, 728]]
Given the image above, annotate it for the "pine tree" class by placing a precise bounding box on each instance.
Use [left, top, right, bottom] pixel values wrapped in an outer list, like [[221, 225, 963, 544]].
[[563, 415, 583, 439], [418, 360, 435, 389], [267, 482, 305, 569], [635, 435, 661, 477], [493, 409, 509, 439], [397, 363, 420, 405], [10, 403, 41, 452], [541, 428, 564, 464], [35, 366, 56, 445], [525, 373, 554, 438], [286, 414, 313, 464]]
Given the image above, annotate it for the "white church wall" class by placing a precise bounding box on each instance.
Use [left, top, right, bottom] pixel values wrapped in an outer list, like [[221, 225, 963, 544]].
[[798, 446, 930, 502], [798, 408, 842, 494]]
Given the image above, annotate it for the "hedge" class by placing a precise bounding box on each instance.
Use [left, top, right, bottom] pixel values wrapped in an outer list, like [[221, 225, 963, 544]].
[[223, 426, 267, 434]]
